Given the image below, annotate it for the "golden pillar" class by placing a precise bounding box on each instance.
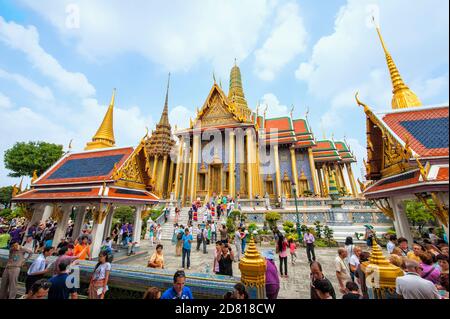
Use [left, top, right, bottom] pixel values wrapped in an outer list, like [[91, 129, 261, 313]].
[[317, 168, 324, 197], [239, 238, 266, 299], [273, 144, 282, 199], [189, 134, 200, 202], [323, 164, 330, 192], [174, 138, 184, 199], [289, 147, 299, 194], [307, 147, 319, 196], [338, 163, 348, 195], [246, 129, 254, 199], [333, 164, 342, 192], [360, 239, 403, 299], [181, 140, 190, 205], [345, 162, 359, 197], [160, 155, 168, 197], [168, 160, 175, 196], [228, 130, 236, 198]]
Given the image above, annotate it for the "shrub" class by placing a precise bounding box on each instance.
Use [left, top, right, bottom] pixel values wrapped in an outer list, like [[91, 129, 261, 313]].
[[226, 217, 235, 234], [265, 212, 281, 229], [314, 221, 323, 239], [248, 223, 257, 234]]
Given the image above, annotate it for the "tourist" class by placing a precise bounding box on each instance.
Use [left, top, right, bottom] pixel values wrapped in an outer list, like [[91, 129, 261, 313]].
[[391, 246, 403, 257], [21, 279, 51, 299], [278, 234, 289, 278], [303, 228, 316, 263], [288, 238, 297, 265], [187, 207, 193, 223], [419, 251, 441, 284], [241, 227, 248, 253], [310, 261, 336, 299], [48, 261, 78, 299], [389, 254, 404, 268], [344, 236, 355, 264], [51, 245, 84, 275], [181, 228, 193, 269], [213, 241, 224, 274], [263, 250, 280, 299], [25, 246, 53, 293], [175, 225, 184, 257], [408, 243, 424, 263], [73, 235, 91, 260], [397, 237, 411, 257], [175, 207, 181, 223], [218, 243, 234, 276], [349, 246, 362, 282], [164, 207, 169, 223], [143, 287, 161, 299], [387, 234, 397, 254], [88, 251, 111, 299], [23, 235, 36, 258], [156, 224, 162, 244], [220, 224, 228, 244], [232, 283, 249, 299], [56, 237, 69, 253], [312, 279, 334, 299], [0, 240, 33, 299], [201, 225, 208, 253], [148, 244, 165, 269], [335, 247, 351, 294], [211, 221, 217, 243], [111, 223, 120, 245], [161, 270, 193, 299], [355, 251, 370, 299], [342, 281, 362, 299], [363, 225, 375, 247], [396, 259, 441, 299], [234, 227, 242, 261], [149, 223, 155, 247], [436, 254, 449, 293], [196, 224, 203, 251], [429, 228, 440, 244]]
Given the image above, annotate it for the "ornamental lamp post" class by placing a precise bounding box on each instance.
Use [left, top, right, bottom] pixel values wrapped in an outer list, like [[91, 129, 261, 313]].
[[178, 173, 183, 208], [292, 182, 302, 242]]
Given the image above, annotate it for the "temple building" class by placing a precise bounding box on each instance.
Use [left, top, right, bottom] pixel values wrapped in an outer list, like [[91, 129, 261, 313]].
[[357, 23, 449, 242], [170, 62, 360, 205]]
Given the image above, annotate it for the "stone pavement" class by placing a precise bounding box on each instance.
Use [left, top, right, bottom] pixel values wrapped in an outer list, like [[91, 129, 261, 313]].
[[122, 239, 347, 299]]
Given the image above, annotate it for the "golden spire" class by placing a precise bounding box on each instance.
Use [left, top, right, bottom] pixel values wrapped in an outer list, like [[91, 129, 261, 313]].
[[31, 170, 38, 184], [159, 73, 171, 127], [85, 89, 116, 150], [18, 177, 23, 192], [373, 17, 422, 109], [228, 61, 251, 121], [238, 238, 266, 289]]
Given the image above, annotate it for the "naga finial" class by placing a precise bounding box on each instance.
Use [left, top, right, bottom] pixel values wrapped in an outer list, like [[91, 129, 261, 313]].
[[355, 92, 370, 113]]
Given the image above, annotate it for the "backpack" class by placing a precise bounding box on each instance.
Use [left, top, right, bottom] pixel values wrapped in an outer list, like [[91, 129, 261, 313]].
[[177, 232, 183, 240]]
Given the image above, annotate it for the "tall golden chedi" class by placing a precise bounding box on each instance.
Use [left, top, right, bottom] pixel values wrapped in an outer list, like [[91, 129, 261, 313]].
[[145, 74, 176, 198], [361, 238, 404, 299], [228, 59, 252, 121], [85, 89, 116, 150], [374, 18, 422, 109]]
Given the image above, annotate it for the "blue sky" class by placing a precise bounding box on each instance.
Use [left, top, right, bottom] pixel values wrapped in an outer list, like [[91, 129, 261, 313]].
[[0, 0, 448, 187]]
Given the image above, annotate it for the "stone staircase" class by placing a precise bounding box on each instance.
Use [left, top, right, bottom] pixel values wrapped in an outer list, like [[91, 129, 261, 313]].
[[159, 207, 190, 240]]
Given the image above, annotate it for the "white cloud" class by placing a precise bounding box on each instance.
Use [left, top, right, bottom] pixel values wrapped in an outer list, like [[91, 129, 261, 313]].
[[0, 92, 13, 109], [260, 93, 289, 118], [345, 137, 367, 184], [19, 0, 277, 76], [0, 68, 54, 101], [0, 16, 95, 98], [295, 0, 449, 132], [254, 2, 308, 81], [169, 105, 196, 131]]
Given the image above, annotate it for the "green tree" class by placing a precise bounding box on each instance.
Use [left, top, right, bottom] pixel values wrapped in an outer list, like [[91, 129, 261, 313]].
[[314, 221, 323, 239], [0, 186, 13, 208], [265, 212, 281, 230], [405, 199, 436, 234], [113, 206, 135, 224], [4, 141, 64, 177]]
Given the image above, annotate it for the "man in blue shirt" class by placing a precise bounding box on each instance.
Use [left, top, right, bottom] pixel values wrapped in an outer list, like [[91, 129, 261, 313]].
[[181, 229, 193, 270], [48, 261, 78, 299], [161, 270, 194, 299]]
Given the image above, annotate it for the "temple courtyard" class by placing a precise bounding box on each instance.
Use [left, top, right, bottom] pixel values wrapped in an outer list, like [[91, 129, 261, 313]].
[[122, 239, 351, 299]]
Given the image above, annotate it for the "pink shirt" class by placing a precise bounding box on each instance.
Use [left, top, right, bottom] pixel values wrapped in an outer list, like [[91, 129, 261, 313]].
[[289, 242, 296, 253], [279, 241, 288, 258]]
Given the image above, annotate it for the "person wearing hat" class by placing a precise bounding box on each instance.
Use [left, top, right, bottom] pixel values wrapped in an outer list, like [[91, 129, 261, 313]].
[[263, 250, 280, 299]]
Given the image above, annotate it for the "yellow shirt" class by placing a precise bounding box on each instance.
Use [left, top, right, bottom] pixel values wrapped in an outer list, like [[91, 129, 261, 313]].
[[148, 252, 164, 269], [407, 251, 421, 263]]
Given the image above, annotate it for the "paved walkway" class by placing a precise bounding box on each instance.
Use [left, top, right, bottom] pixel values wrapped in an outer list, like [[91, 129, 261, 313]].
[[122, 239, 345, 299]]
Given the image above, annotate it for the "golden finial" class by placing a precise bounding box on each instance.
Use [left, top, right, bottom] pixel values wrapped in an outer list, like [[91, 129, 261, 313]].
[[18, 177, 23, 193], [355, 92, 371, 113], [289, 105, 294, 120], [68, 139, 73, 152], [12, 184, 18, 197], [372, 17, 422, 109], [85, 88, 116, 150], [31, 170, 38, 184]]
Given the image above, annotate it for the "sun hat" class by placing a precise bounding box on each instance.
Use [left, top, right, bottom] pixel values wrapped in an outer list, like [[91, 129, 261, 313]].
[[262, 250, 275, 260]]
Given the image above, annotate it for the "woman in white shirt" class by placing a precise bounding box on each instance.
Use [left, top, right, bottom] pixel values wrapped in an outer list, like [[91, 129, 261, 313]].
[[88, 251, 111, 299], [386, 234, 397, 254]]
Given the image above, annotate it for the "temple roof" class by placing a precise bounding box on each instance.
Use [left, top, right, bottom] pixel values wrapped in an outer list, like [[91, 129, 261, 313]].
[[228, 62, 252, 121], [335, 141, 356, 163], [262, 116, 315, 147], [312, 140, 341, 162], [34, 147, 134, 186], [376, 105, 448, 158]]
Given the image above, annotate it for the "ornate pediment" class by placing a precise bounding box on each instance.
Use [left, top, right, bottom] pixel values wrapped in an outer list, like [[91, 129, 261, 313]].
[[113, 138, 153, 190], [194, 84, 243, 128]]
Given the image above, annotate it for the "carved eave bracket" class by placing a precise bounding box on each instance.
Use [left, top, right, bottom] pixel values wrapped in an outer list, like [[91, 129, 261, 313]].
[[372, 198, 395, 220], [415, 192, 449, 227], [92, 203, 112, 225]]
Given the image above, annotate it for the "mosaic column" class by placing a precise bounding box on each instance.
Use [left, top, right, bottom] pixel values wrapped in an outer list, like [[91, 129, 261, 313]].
[[307, 147, 320, 196], [290, 147, 299, 195], [246, 129, 254, 199], [190, 133, 200, 202], [273, 144, 282, 200], [228, 130, 236, 198], [41, 205, 53, 223], [91, 204, 113, 257], [317, 168, 324, 197], [174, 137, 184, 199]]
